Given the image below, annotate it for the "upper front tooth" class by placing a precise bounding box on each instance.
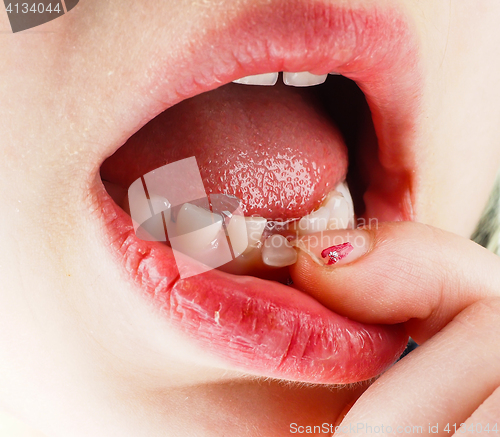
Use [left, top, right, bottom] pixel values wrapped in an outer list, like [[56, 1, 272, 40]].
[[233, 72, 279, 86], [297, 206, 330, 235], [283, 72, 328, 87]]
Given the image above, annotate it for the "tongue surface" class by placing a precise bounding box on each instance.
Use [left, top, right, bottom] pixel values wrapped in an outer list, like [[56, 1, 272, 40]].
[[102, 81, 348, 220]]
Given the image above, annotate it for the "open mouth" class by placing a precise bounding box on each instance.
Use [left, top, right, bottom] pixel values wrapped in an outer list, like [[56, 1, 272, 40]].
[[91, 1, 422, 384]]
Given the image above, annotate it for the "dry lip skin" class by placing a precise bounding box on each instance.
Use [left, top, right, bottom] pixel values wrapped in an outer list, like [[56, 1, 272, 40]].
[[92, 1, 422, 384]]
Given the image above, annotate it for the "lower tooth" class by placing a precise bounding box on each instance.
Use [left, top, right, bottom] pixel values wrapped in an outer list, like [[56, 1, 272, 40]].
[[324, 193, 351, 230], [283, 72, 328, 87], [140, 193, 171, 241], [334, 182, 355, 228], [226, 214, 249, 257], [127, 180, 168, 241], [157, 183, 354, 271], [173, 203, 223, 254], [170, 225, 226, 260], [243, 216, 267, 251], [295, 182, 355, 235], [262, 235, 297, 267], [149, 193, 171, 222], [297, 206, 330, 235]]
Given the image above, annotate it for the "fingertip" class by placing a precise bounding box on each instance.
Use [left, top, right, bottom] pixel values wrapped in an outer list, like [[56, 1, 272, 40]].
[[290, 221, 497, 329]]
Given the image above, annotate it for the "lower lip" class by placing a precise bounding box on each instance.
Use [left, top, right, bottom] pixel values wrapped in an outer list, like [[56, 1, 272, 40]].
[[96, 185, 407, 384]]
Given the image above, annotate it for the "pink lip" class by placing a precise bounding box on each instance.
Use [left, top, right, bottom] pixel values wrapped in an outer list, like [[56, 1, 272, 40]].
[[98, 194, 407, 383], [93, 1, 422, 383]]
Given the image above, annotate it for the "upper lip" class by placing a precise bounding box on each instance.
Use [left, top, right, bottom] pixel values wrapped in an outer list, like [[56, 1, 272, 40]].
[[103, 0, 423, 222], [91, 0, 422, 383]]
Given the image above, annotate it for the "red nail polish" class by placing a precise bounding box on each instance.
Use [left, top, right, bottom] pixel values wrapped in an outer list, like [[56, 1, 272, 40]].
[[321, 242, 354, 265]]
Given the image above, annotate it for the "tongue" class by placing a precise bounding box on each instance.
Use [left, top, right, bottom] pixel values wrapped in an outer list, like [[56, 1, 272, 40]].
[[101, 81, 348, 220]]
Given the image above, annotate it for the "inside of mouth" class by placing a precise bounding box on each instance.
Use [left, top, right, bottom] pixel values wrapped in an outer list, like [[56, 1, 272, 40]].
[[100, 73, 373, 283]]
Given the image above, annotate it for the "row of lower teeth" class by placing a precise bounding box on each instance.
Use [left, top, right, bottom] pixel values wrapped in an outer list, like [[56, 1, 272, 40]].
[[233, 72, 339, 87], [133, 181, 354, 270]]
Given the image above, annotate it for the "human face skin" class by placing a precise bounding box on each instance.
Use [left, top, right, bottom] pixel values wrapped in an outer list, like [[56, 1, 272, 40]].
[[1, 0, 500, 436]]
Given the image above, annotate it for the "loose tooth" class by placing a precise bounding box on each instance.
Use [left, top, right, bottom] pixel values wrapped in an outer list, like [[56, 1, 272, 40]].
[[262, 235, 297, 267], [232, 72, 278, 86], [174, 203, 223, 253], [244, 216, 267, 250], [298, 206, 330, 235], [226, 214, 249, 257], [334, 182, 355, 227], [325, 194, 351, 230], [283, 72, 328, 87]]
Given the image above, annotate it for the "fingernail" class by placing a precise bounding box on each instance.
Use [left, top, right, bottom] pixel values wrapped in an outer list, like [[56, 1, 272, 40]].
[[292, 229, 373, 267]]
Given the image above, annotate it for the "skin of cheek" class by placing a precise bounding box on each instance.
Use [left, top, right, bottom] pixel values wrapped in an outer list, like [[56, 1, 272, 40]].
[[0, 0, 500, 435], [407, 0, 500, 236]]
